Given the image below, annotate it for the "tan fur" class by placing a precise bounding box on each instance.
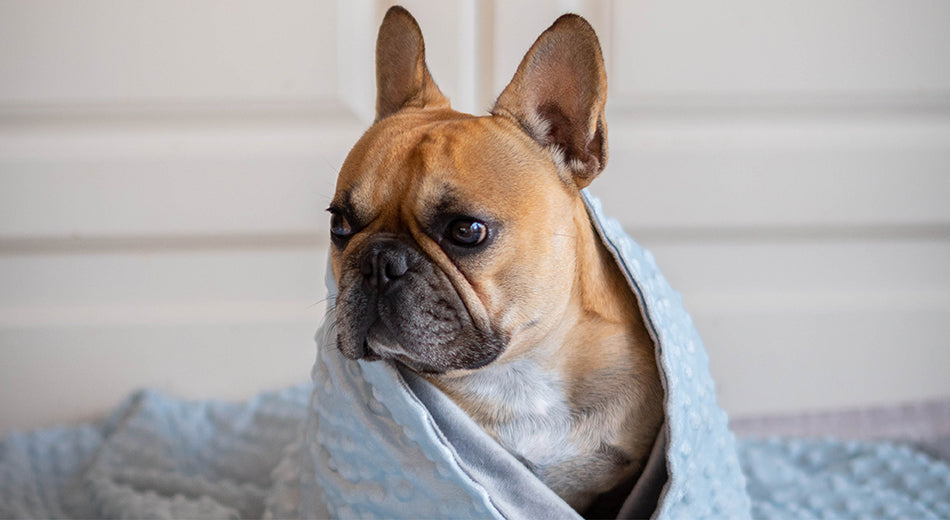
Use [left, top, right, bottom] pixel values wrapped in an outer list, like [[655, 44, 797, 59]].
[[329, 6, 663, 514]]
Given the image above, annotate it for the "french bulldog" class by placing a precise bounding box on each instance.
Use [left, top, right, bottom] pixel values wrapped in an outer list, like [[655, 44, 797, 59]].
[[328, 6, 664, 514]]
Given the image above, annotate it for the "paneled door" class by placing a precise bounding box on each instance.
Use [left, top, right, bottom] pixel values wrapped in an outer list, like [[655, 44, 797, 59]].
[[2, 0, 948, 431]]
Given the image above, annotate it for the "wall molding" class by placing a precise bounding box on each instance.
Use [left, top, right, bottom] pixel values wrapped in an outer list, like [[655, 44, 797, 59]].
[[0, 100, 362, 126], [0, 232, 327, 256], [606, 91, 950, 118]]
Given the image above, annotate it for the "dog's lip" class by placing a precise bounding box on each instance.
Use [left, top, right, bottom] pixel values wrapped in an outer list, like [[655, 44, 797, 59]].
[[359, 339, 381, 361], [365, 337, 401, 357], [363, 337, 435, 373]]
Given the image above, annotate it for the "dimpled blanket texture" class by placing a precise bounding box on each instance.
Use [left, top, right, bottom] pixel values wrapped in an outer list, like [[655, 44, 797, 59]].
[[1, 192, 948, 520]]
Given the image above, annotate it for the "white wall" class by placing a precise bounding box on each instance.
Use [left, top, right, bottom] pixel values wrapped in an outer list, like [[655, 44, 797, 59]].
[[2, 0, 949, 433]]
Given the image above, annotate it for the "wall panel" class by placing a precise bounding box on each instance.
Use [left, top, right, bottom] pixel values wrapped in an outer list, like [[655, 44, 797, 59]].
[[611, 0, 950, 102], [645, 239, 950, 415], [0, 241, 329, 430], [602, 117, 950, 230], [0, 0, 339, 106], [0, 120, 359, 239]]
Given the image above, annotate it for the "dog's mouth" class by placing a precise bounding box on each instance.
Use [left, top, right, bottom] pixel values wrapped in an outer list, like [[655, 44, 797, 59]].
[[361, 337, 448, 374], [361, 335, 406, 362], [357, 338, 381, 361], [331, 236, 508, 374], [334, 294, 506, 374]]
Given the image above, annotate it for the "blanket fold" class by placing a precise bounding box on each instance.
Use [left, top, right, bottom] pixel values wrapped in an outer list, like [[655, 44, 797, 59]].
[[0, 386, 311, 520], [301, 191, 751, 519]]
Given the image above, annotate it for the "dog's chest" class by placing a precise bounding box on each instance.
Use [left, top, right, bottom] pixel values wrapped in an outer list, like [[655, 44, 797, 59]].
[[456, 359, 578, 468]]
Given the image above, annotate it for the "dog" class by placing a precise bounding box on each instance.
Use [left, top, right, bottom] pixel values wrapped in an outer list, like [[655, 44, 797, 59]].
[[327, 6, 664, 515]]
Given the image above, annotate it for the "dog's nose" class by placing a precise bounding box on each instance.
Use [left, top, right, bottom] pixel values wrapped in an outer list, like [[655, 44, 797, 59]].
[[360, 242, 409, 290]]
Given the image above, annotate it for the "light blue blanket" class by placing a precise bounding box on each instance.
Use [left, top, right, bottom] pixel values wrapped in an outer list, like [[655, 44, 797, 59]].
[[294, 191, 750, 519], [2, 192, 949, 519], [4, 386, 949, 519]]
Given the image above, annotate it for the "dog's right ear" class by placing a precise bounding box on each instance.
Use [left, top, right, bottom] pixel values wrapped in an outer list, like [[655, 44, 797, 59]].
[[375, 6, 450, 121]]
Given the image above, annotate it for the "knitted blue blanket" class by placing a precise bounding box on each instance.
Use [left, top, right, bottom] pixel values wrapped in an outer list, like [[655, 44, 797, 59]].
[[2, 193, 949, 519]]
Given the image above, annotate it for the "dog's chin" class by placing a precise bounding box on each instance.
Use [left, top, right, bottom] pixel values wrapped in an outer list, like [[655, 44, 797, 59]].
[[337, 329, 506, 375], [364, 338, 441, 374]]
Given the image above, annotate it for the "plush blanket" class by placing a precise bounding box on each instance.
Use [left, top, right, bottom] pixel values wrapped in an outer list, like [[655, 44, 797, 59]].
[[2, 192, 949, 519], [291, 191, 749, 519], [4, 386, 950, 519]]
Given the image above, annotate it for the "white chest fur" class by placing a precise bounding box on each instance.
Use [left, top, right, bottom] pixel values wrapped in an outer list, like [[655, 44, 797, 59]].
[[455, 358, 578, 468]]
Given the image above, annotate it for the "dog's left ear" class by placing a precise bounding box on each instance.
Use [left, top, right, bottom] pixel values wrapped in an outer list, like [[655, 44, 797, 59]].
[[375, 6, 450, 121], [492, 14, 607, 188]]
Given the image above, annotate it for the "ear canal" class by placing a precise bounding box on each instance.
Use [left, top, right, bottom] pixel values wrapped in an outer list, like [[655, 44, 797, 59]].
[[375, 6, 450, 121], [492, 14, 608, 188]]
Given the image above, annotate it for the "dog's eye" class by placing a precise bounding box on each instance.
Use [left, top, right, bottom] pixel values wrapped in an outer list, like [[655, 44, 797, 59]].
[[447, 219, 488, 247], [330, 213, 353, 240]]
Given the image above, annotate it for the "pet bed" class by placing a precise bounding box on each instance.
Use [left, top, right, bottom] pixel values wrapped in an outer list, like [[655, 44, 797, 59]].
[[2, 192, 949, 519]]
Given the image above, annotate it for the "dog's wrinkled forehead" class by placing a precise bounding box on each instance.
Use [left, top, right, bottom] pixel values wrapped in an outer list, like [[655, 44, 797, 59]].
[[334, 112, 555, 232]]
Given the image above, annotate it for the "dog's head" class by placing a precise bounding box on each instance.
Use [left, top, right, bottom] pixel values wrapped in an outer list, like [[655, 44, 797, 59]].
[[329, 7, 608, 374]]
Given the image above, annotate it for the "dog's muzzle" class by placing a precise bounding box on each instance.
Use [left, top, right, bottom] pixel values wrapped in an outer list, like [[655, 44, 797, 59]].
[[334, 235, 506, 373]]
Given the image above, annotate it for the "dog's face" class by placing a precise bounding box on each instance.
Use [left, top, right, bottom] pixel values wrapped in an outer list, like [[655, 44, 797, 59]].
[[329, 8, 608, 375], [329, 111, 579, 373]]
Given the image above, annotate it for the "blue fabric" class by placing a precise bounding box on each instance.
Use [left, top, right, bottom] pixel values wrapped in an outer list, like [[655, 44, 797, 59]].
[[0, 386, 311, 519], [742, 438, 950, 519], [3, 192, 949, 519], [300, 191, 750, 519], [585, 191, 751, 518], [3, 393, 950, 519]]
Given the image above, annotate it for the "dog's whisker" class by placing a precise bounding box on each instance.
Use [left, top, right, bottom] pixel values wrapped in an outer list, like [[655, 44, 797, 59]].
[[307, 297, 333, 311]]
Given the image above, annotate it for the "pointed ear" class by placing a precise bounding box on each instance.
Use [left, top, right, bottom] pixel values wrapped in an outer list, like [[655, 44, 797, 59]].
[[375, 6, 450, 121], [492, 14, 608, 188]]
